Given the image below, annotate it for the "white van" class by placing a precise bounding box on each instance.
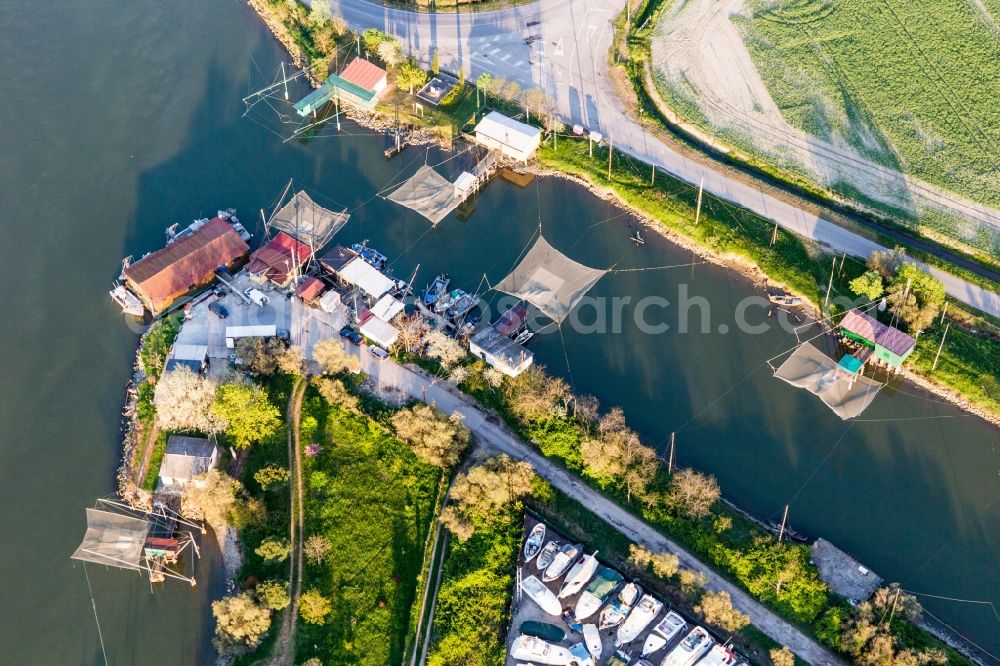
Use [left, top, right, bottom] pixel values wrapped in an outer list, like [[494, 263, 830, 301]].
[[244, 288, 269, 307], [368, 346, 389, 361]]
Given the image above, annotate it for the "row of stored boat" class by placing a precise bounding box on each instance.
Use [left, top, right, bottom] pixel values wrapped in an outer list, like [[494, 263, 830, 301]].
[[513, 522, 747, 666]]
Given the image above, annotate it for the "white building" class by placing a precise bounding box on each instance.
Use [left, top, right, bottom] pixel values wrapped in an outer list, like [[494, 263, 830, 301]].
[[473, 111, 542, 163], [469, 327, 534, 377], [360, 315, 400, 349], [158, 436, 219, 490]]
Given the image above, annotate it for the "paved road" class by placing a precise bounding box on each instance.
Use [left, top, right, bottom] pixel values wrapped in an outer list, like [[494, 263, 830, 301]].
[[324, 0, 1000, 318], [348, 345, 843, 665]]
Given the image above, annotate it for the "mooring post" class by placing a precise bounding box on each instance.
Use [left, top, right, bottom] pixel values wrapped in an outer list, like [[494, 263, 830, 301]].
[[778, 504, 789, 542]]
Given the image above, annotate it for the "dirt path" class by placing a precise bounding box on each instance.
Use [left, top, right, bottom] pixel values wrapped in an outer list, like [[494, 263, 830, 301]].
[[271, 376, 307, 666]]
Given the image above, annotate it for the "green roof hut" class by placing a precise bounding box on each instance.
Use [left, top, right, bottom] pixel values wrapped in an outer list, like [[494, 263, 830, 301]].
[[838, 309, 916, 371]]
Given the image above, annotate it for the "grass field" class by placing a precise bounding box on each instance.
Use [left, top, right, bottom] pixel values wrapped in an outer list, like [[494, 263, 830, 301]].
[[737, 0, 1000, 216]]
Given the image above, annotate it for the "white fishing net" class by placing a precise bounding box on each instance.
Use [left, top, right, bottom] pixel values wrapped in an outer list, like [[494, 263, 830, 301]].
[[386, 165, 464, 225], [71, 508, 151, 570], [774, 342, 883, 420], [271, 190, 349, 248]]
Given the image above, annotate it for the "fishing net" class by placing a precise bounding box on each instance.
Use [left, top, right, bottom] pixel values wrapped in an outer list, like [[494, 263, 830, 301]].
[[71, 508, 151, 570], [386, 165, 464, 225], [774, 342, 883, 419], [270, 190, 349, 248], [495, 236, 608, 323]]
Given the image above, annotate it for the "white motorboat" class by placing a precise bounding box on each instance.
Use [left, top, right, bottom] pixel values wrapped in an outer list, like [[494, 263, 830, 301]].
[[660, 626, 714, 666], [575, 567, 624, 620], [599, 581, 642, 630], [615, 594, 663, 647], [523, 523, 546, 563], [542, 542, 582, 582], [558, 551, 599, 599], [582, 623, 603, 660], [536, 540, 560, 570], [510, 635, 574, 665], [521, 575, 562, 616], [694, 644, 745, 666], [423, 273, 450, 306], [569, 641, 596, 666], [641, 611, 687, 657]]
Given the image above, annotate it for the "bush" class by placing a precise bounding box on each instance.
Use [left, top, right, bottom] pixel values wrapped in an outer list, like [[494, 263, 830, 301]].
[[211, 592, 272, 652], [253, 464, 290, 490], [255, 538, 290, 563], [298, 589, 332, 625], [256, 580, 290, 611], [696, 590, 750, 633]]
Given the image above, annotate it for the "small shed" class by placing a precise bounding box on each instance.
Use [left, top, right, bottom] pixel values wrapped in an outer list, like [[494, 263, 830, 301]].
[[838, 309, 916, 370], [158, 436, 219, 489], [245, 231, 313, 288], [371, 294, 405, 322], [319, 245, 359, 275], [338, 256, 395, 299], [469, 327, 534, 377], [360, 315, 399, 349], [295, 276, 325, 303], [319, 289, 342, 314], [453, 171, 477, 195], [473, 111, 542, 163]]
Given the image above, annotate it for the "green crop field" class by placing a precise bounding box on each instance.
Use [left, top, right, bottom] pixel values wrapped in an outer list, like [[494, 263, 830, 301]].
[[737, 0, 1000, 211]]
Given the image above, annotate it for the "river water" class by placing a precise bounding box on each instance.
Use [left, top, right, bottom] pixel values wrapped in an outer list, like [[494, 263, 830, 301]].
[[0, 0, 996, 663]]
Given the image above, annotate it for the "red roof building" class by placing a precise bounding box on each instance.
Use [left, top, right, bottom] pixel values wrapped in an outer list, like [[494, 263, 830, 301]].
[[123, 217, 248, 314], [838, 309, 916, 369], [339, 58, 388, 94], [246, 231, 314, 287], [294, 276, 325, 303]]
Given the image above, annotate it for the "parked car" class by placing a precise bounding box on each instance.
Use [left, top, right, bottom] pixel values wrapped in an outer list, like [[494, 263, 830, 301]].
[[339, 327, 363, 345], [212, 285, 228, 298], [244, 287, 269, 307], [208, 301, 229, 319], [277, 328, 290, 341], [369, 346, 389, 361]]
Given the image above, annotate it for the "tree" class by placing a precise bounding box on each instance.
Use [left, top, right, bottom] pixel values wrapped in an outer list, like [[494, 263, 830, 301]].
[[255, 538, 290, 563], [500, 79, 521, 103], [424, 330, 466, 369], [362, 27, 387, 55], [377, 38, 403, 69], [476, 72, 496, 98], [304, 534, 332, 565], [503, 365, 569, 421], [868, 247, 906, 280], [183, 470, 242, 528], [276, 345, 305, 375], [441, 455, 537, 540], [253, 464, 290, 490], [522, 87, 549, 122], [255, 580, 290, 610], [312, 376, 360, 413], [230, 496, 267, 529], [397, 312, 430, 352], [679, 568, 708, 594], [770, 646, 795, 666], [849, 270, 885, 301], [313, 338, 360, 374], [431, 48, 440, 75], [396, 59, 428, 94], [212, 592, 272, 652], [299, 589, 332, 625], [391, 404, 470, 468], [153, 367, 224, 433], [581, 408, 659, 501], [628, 544, 679, 578], [871, 585, 922, 623], [887, 264, 945, 333], [483, 367, 505, 389], [696, 590, 750, 632], [236, 336, 286, 375], [211, 382, 281, 449], [668, 468, 720, 519]]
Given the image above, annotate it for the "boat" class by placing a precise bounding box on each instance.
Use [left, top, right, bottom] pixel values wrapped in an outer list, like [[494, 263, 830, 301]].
[[110, 283, 145, 317], [432, 290, 455, 314], [514, 328, 535, 344], [575, 566, 624, 620], [524, 523, 546, 563], [615, 594, 663, 647], [558, 551, 600, 599], [766, 520, 809, 543], [569, 641, 596, 666], [599, 581, 643, 630], [607, 650, 634, 666], [536, 540, 560, 570], [351, 240, 388, 270], [510, 635, 575, 665], [520, 620, 566, 642], [446, 289, 480, 319], [582, 624, 603, 660], [694, 644, 745, 666], [631, 229, 646, 245], [521, 575, 562, 616], [660, 626, 714, 666], [542, 543, 583, 582], [423, 273, 450, 306], [641, 611, 687, 657]]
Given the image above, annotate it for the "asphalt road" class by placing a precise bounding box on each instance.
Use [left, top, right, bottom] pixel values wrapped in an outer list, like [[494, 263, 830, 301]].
[[348, 344, 844, 665], [324, 0, 1000, 318]]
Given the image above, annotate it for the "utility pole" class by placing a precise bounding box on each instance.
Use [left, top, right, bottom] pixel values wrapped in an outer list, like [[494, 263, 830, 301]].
[[589, 133, 593, 158], [335, 94, 341, 132], [281, 62, 289, 101], [668, 432, 676, 474], [823, 257, 836, 310], [778, 504, 789, 542], [940, 301, 949, 324], [770, 223, 778, 246], [651, 164, 656, 185], [931, 322, 950, 371], [839, 252, 846, 276], [887, 588, 901, 627], [608, 135, 613, 179], [694, 177, 704, 225]]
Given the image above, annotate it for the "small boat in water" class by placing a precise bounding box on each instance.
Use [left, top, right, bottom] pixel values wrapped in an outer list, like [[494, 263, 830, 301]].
[[446, 289, 480, 319], [661, 626, 714, 666], [524, 523, 546, 563], [582, 623, 603, 660], [520, 620, 566, 642], [599, 581, 643, 630], [558, 551, 599, 599], [641, 611, 686, 657], [767, 520, 809, 543], [510, 635, 575, 665], [543, 543, 583, 582], [575, 566, 624, 620], [351, 240, 388, 270], [110, 283, 145, 317], [423, 273, 450, 306], [536, 540, 560, 571], [616, 594, 663, 647], [631, 229, 646, 245], [521, 575, 561, 616]]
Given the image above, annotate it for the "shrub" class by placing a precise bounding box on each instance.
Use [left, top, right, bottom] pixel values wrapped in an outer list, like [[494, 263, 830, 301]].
[[256, 580, 290, 610], [696, 590, 750, 633], [629, 544, 679, 578], [254, 464, 290, 490], [255, 538, 290, 563], [298, 589, 332, 625], [303, 534, 331, 566], [211, 592, 271, 652]]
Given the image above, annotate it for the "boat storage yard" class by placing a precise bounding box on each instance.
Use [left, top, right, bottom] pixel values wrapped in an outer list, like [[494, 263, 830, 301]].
[[509, 516, 746, 666]]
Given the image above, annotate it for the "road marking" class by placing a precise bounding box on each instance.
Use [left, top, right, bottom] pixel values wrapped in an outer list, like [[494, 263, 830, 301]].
[[554, 37, 564, 57], [489, 48, 501, 55], [513, 60, 524, 68], [500, 53, 512, 62], [493, 35, 501, 42]]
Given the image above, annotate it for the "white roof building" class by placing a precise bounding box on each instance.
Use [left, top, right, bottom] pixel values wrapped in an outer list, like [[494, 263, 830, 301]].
[[371, 294, 405, 322], [158, 436, 219, 490], [473, 111, 542, 162], [338, 256, 395, 299], [469, 327, 534, 377], [360, 316, 400, 349]]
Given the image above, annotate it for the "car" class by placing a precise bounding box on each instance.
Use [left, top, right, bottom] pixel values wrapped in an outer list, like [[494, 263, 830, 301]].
[[212, 285, 228, 298], [277, 328, 290, 341], [369, 346, 389, 361], [339, 327, 363, 345], [244, 287, 269, 307], [208, 301, 229, 319]]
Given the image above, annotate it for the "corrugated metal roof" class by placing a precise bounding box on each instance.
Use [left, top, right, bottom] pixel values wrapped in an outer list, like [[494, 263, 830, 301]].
[[339, 256, 394, 298], [474, 111, 541, 155], [295, 276, 325, 302], [123, 218, 248, 313], [339, 58, 387, 91], [246, 231, 313, 285], [839, 309, 915, 357]]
